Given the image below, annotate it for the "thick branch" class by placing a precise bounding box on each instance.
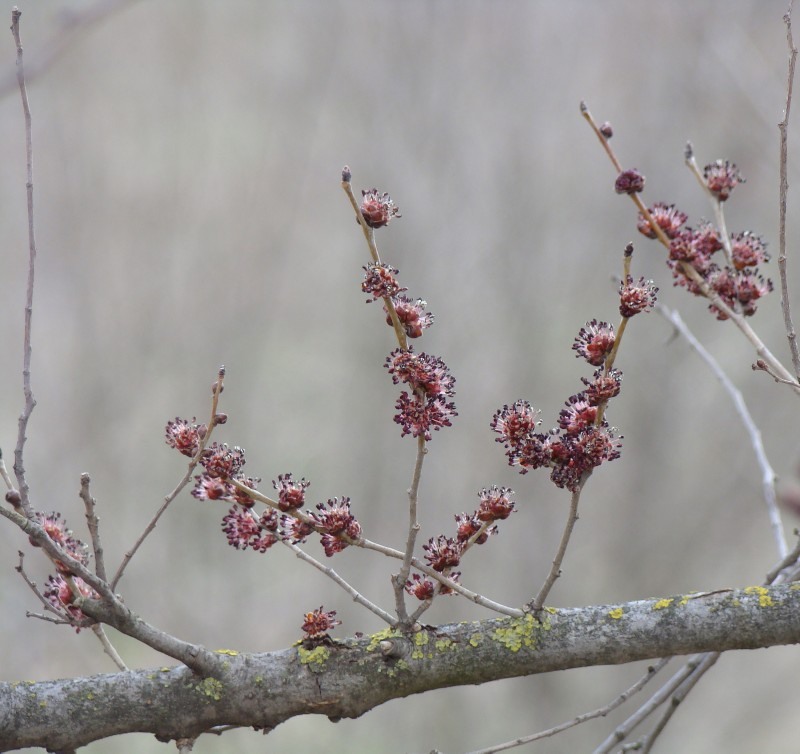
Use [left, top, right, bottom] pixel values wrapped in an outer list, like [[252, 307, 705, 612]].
[[4, 584, 800, 751]]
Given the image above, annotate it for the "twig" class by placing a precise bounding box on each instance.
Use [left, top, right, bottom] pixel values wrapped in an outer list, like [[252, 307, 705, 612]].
[[15, 550, 59, 615], [340, 168, 409, 350], [465, 658, 671, 754], [232, 470, 524, 618], [581, 101, 800, 394], [592, 654, 709, 754], [111, 367, 226, 589], [10, 7, 37, 518], [80, 473, 107, 582], [0, 448, 14, 490], [529, 482, 584, 612], [283, 540, 397, 626], [658, 304, 788, 558], [0, 0, 141, 100], [766, 528, 800, 583], [393, 434, 426, 624], [780, 2, 800, 380], [91, 624, 128, 671], [637, 653, 720, 754]]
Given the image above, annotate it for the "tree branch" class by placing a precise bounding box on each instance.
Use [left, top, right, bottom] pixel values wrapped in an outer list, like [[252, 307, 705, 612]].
[[4, 584, 800, 752]]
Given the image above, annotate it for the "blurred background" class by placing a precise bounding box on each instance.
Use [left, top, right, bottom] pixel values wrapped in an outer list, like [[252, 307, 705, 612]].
[[1, 1, 798, 752]]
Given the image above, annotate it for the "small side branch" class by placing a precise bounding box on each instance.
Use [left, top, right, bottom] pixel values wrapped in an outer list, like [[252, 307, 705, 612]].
[[10, 7, 37, 517], [780, 2, 800, 380]]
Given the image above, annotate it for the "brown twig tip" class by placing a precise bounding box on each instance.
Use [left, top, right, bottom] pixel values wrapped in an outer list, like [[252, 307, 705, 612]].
[[11, 7, 20, 23], [579, 100, 588, 113], [341, 165, 351, 183], [624, 242, 634, 258], [684, 141, 694, 161]]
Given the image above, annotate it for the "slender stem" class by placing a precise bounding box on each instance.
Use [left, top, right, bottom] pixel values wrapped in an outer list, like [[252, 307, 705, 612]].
[[466, 658, 671, 754], [10, 8, 37, 518], [111, 367, 226, 589], [529, 482, 584, 612], [779, 3, 800, 380], [91, 624, 128, 671], [393, 434, 426, 624], [582, 102, 800, 393], [658, 304, 787, 557], [80, 473, 107, 582], [283, 540, 397, 626]]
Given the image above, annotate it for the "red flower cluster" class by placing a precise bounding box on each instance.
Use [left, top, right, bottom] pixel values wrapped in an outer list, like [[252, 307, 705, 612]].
[[222, 507, 279, 552], [311, 497, 362, 556], [165, 416, 206, 457], [44, 574, 98, 631], [32, 512, 89, 576], [301, 606, 341, 639], [189, 442, 261, 505], [273, 473, 309, 512], [359, 188, 400, 228], [637, 160, 771, 320], [385, 348, 457, 441], [493, 315, 629, 492], [386, 295, 434, 339], [703, 159, 745, 202], [362, 262, 406, 302]]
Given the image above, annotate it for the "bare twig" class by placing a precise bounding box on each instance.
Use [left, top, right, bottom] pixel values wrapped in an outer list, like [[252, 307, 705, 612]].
[[0, 0, 142, 100], [80, 473, 107, 582], [283, 540, 397, 626], [529, 482, 584, 612], [592, 654, 712, 754], [658, 304, 787, 558], [0, 448, 14, 490], [10, 7, 37, 518], [393, 434, 426, 624], [111, 367, 226, 589], [466, 658, 671, 754], [581, 101, 800, 394], [91, 624, 128, 671], [780, 1, 800, 380]]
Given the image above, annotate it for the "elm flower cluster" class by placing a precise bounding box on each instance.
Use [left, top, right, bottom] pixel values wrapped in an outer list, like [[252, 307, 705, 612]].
[[386, 347, 457, 440], [301, 606, 341, 640], [703, 159, 745, 202], [311, 497, 362, 557], [189, 442, 262, 505], [32, 512, 89, 575], [221, 507, 279, 552], [636, 160, 772, 320], [360, 188, 401, 228], [492, 310, 639, 492], [387, 295, 434, 339], [165, 416, 207, 457], [44, 574, 99, 631], [362, 262, 407, 302]]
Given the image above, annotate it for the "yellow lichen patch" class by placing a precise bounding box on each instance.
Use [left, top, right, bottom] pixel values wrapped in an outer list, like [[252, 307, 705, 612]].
[[608, 608, 624, 620], [490, 613, 541, 652], [435, 638, 455, 652], [298, 645, 331, 667], [677, 595, 690, 606], [215, 649, 239, 656], [196, 677, 224, 701], [366, 627, 402, 653], [653, 599, 673, 610], [744, 586, 774, 608], [469, 633, 483, 647]]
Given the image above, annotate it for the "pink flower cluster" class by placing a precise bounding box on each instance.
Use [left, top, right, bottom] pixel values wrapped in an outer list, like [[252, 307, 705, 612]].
[[637, 160, 771, 320]]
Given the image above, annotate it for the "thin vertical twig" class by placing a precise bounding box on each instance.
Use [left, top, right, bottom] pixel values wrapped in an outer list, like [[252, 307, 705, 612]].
[[658, 304, 787, 558], [779, 1, 800, 379], [10, 7, 37, 518], [111, 366, 226, 589]]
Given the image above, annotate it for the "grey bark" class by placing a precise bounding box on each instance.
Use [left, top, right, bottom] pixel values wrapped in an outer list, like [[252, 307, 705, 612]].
[[2, 584, 799, 752]]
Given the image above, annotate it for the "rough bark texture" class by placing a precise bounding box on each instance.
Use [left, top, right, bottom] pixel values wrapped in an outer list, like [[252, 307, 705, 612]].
[[3, 584, 799, 752]]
